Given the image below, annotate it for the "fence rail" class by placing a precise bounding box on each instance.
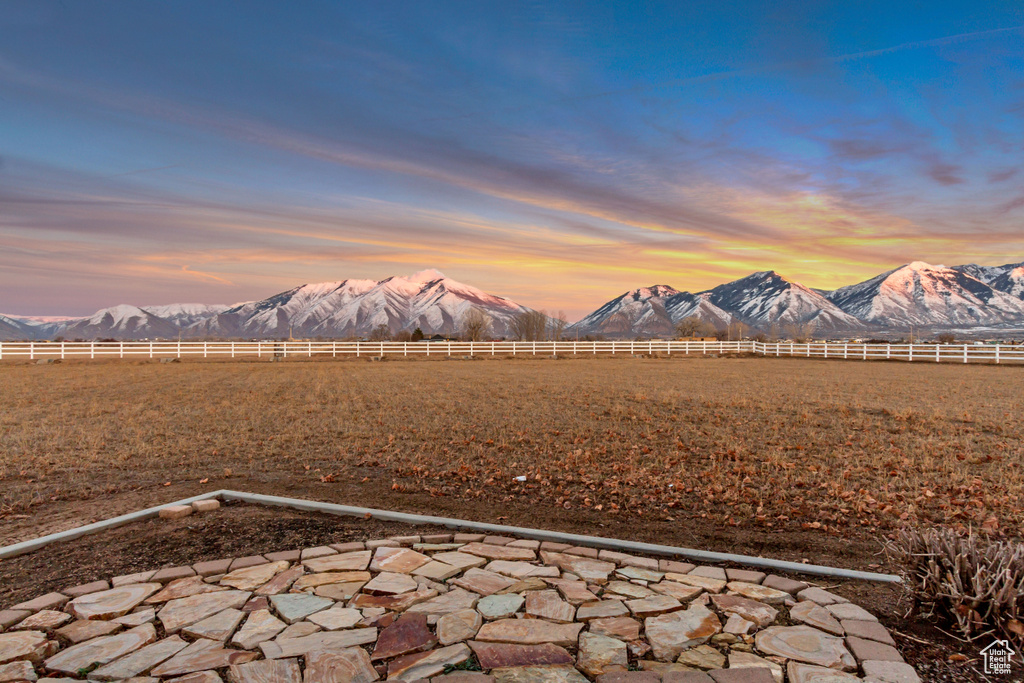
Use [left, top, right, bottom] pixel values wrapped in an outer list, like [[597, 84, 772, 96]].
[[1, 340, 1023, 364]]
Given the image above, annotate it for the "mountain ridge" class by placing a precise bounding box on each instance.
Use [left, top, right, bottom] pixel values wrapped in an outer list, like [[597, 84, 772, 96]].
[[4, 260, 1024, 340]]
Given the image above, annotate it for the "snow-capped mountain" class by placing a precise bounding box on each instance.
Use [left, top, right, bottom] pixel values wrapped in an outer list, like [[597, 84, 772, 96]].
[[0, 314, 35, 341], [570, 285, 732, 337], [702, 271, 865, 331], [144, 303, 234, 328], [5, 261, 1024, 341], [827, 261, 1024, 328], [990, 265, 1024, 300], [58, 305, 181, 340], [187, 269, 529, 338]]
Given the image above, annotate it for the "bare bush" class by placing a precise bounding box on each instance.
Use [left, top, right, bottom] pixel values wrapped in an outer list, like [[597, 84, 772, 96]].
[[675, 317, 717, 338], [510, 309, 548, 341], [461, 307, 491, 341], [886, 527, 1023, 645]]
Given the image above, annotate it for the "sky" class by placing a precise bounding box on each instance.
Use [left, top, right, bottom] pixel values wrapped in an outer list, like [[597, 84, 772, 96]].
[[2, 1, 1023, 318]]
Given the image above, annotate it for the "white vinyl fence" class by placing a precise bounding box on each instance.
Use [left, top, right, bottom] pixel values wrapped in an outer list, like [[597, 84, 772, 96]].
[[1, 340, 1023, 364]]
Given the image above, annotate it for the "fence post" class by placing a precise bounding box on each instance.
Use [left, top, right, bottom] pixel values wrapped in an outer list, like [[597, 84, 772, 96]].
[[91, 341, 96, 360], [863, 344, 867, 360], [176, 340, 180, 358], [936, 345, 940, 363], [258, 342, 262, 358], [119, 341, 123, 359], [963, 344, 968, 364], [29, 341, 35, 360], [886, 344, 890, 360], [404, 342, 407, 357], [995, 345, 1000, 364], [308, 342, 312, 357], [492, 342, 495, 356], [447, 341, 451, 357], [909, 344, 914, 362], [333, 341, 337, 358], [470, 341, 474, 357], [203, 342, 208, 359], [0, 342, 3, 360], [63, 341, 67, 360], [532, 341, 536, 355], [356, 342, 359, 358], [824, 344, 828, 359]]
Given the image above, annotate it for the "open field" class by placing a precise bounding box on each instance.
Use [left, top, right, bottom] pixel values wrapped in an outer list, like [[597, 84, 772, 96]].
[[1, 355, 1021, 548]]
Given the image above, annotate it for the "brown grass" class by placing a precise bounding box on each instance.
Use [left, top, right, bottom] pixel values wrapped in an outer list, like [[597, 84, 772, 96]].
[[1, 355, 1021, 535]]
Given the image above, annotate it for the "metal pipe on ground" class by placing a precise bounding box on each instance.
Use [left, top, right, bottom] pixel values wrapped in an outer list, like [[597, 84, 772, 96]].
[[0, 489, 901, 583]]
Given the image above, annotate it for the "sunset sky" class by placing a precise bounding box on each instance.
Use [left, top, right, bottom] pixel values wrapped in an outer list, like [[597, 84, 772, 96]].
[[2, 1, 1023, 318]]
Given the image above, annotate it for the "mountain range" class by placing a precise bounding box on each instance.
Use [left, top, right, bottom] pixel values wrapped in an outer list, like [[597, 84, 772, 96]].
[[3, 261, 1024, 341]]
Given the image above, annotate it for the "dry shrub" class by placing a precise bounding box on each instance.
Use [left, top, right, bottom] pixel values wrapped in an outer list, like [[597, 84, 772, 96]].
[[887, 527, 1024, 645]]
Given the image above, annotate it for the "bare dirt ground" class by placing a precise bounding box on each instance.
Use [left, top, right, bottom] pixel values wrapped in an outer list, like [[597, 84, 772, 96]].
[[1, 355, 1021, 681]]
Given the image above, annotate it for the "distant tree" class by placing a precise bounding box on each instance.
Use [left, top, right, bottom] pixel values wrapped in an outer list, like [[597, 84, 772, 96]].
[[411, 327, 424, 342], [393, 330, 413, 342], [549, 310, 568, 341], [461, 307, 492, 341], [675, 316, 717, 338], [511, 310, 548, 341], [935, 333, 956, 344], [369, 323, 391, 341], [783, 322, 815, 343]]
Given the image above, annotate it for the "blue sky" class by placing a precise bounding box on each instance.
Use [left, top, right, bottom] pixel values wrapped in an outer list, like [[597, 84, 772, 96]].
[[2, 1, 1023, 316]]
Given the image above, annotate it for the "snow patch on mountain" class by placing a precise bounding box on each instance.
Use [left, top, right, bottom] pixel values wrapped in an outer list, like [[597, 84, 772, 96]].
[[703, 271, 865, 331], [827, 261, 1024, 328], [570, 285, 732, 337]]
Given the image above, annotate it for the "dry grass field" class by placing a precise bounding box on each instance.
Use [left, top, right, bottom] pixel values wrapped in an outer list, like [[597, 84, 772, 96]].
[[1, 354, 1021, 547]]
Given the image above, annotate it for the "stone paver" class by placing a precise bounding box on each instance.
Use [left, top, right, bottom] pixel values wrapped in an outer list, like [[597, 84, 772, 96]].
[[589, 616, 640, 641], [711, 595, 778, 627], [644, 604, 721, 661], [492, 666, 588, 683], [2, 525, 914, 683], [182, 608, 245, 643], [468, 642, 573, 669], [789, 602, 843, 636], [303, 647, 378, 683], [159, 591, 252, 633], [476, 619, 584, 647], [477, 594, 524, 620], [754, 626, 856, 671], [304, 607, 362, 631], [268, 595, 333, 624], [370, 547, 431, 574], [577, 633, 628, 677], [860, 660, 921, 683], [44, 624, 157, 675], [56, 619, 123, 644], [90, 635, 189, 681], [363, 571, 419, 596], [372, 613, 437, 660], [0, 660, 37, 682], [220, 562, 291, 591], [259, 629, 378, 660], [67, 584, 161, 620], [786, 661, 862, 683], [387, 643, 471, 681], [12, 610, 71, 631], [576, 600, 628, 621], [676, 644, 725, 670], [436, 609, 482, 645], [840, 619, 895, 646], [231, 610, 286, 650], [525, 590, 575, 623], [728, 652, 783, 683], [227, 657, 302, 683], [0, 631, 50, 665], [451, 569, 516, 596], [151, 639, 259, 677]]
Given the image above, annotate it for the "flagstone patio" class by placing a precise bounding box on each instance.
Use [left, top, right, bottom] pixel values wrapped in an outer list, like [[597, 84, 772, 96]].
[[0, 525, 919, 683]]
